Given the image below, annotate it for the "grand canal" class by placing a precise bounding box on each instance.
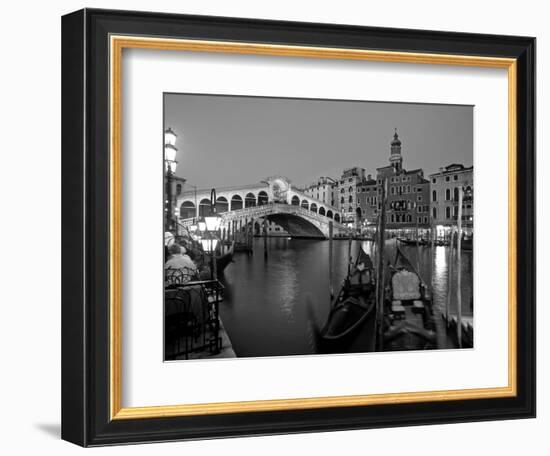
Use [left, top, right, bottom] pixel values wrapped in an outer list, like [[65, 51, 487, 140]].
[[219, 237, 473, 357]]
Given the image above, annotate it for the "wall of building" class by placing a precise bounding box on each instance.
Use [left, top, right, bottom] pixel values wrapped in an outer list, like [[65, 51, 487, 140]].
[[430, 165, 474, 235]]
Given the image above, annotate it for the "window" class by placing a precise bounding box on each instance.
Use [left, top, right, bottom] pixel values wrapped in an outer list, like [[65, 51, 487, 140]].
[[391, 187, 395, 195], [349, 186, 353, 193], [417, 196, 422, 201], [432, 190, 437, 202], [349, 178, 353, 183], [176, 184, 182, 195], [454, 187, 459, 202], [445, 189, 451, 201], [467, 204, 472, 209], [407, 214, 412, 223], [445, 176, 450, 182], [432, 207, 437, 219], [348, 195, 353, 203], [340, 196, 344, 204], [454, 206, 459, 217], [432, 178, 436, 184], [454, 175, 458, 181], [391, 214, 395, 223], [446, 207, 451, 219]]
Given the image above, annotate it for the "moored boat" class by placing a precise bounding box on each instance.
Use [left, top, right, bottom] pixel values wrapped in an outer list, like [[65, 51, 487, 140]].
[[316, 247, 377, 354], [382, 244, 437, 351]]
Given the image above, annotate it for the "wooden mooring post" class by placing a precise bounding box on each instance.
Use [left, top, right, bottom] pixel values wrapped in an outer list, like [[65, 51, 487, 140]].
[[329, 221, 334, 300], [445, 228, 455, 329], [263, 218, 268, 260], [456, 188, 463, 348]]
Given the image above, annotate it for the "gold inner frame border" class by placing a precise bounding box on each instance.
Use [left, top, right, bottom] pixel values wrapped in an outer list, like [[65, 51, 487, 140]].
[[109, 35, 517, 420]]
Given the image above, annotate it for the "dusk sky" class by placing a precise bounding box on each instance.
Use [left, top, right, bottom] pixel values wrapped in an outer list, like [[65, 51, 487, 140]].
[[164, 93, 473, 190]]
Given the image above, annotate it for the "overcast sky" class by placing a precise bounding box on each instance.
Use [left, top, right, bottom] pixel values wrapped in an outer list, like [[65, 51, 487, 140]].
[[164, 93, 473, 189]]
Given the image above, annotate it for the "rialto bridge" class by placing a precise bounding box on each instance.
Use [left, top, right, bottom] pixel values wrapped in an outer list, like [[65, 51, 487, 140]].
[[176, 176, 348, 238]]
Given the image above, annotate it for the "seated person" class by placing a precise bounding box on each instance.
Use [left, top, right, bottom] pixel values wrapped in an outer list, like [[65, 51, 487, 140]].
[[164, 243, 198, 284]]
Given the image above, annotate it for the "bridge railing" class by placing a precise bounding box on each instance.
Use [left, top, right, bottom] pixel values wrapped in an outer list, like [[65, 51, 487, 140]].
[[220, 203, 347, 229], [178, 202, 350, 231]]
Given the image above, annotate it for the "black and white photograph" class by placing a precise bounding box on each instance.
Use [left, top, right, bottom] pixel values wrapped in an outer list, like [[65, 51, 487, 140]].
[[163, 94, 474, 361]]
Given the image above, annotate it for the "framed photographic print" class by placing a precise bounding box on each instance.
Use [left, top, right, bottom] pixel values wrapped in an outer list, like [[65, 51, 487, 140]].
[[61, 8, 536, 446]]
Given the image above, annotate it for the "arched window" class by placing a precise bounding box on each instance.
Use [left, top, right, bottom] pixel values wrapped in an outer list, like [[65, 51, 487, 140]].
[[258, 191, 268, 205], [334, 214, 341, 222], [215, 196, 228, 213], [432, 190, 437, 202], [291, 195, 300, 206], [432, 207, 437, 219], [446, 206, 451, 219], [230, 195, 243, 211], [445, 189, 451, 201], [340, 196, 344, 204], [355, 207, 362, 219], [301, 200, 309, 210], [180, 201, 196, 219], [326, 210, 333, 219], [199, 198, 212, 217], [245, 193, 256, 207], [319, 207, 326, 216], [349, 186, 353, 193], [310, 203, 318, 213], [454, 187, 459, 202], [348, 195, 353, 203]]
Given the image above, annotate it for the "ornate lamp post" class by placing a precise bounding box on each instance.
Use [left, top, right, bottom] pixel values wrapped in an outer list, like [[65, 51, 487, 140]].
[[164, 127, 178, 233], [190, 189, 222, 279]]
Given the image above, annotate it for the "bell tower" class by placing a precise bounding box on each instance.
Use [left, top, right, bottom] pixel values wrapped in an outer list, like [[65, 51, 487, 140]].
[[389, 128, 403, 173]]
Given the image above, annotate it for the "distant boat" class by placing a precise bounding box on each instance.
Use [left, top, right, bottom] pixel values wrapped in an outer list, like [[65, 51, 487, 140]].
[[316, 247, 377, 354], [397, 237, 428, 246]]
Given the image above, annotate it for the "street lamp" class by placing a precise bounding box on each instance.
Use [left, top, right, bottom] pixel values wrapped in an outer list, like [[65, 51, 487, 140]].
[[164, 127, 178, 233], [189, 188, 222, 279]]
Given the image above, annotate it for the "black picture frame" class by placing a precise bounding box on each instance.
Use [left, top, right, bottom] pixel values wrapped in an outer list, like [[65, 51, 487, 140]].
[[62, 8, 536, 447]]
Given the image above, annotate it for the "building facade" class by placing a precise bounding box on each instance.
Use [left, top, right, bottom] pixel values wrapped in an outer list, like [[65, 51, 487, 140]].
[[355, 130, 430, 232], [355, 175, 378, 226], [429, 163, 474, 237], [303, 176, 338, 208], [336, 167, 365, 225]]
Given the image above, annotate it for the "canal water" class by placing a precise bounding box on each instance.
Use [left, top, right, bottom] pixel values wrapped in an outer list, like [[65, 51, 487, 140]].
[[219, 237, 473, 358]]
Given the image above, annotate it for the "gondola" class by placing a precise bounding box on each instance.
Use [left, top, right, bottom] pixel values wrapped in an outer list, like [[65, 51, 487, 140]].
[[216, 241, 235, 273], [316, 247, 377, 354], [382, 244, 437, 351]]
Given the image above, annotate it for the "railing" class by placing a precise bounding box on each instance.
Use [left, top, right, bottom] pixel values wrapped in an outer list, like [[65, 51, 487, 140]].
[[179, 202, 347, 231], [164, 279, 225, 360], [219, 203, 347, 229]]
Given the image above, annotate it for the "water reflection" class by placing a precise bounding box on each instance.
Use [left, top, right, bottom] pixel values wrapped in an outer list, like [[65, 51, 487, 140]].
[[219, 237, 473, 357]]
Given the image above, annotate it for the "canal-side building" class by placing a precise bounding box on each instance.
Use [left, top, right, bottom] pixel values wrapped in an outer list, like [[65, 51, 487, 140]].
[[337, 166, 366, 225], [374, 130, 431, 233], [303, 176, 338, 208], [429, 163, 474, 238], [355, 174, 379, 227]]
